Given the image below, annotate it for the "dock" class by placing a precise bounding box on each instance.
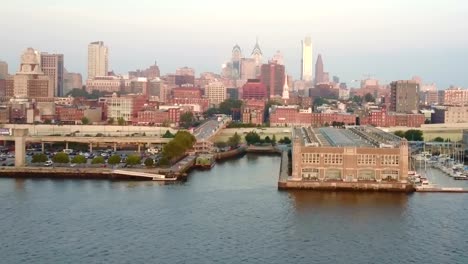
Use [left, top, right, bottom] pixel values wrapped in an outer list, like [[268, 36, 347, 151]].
[[0, 167, 180, 181], [416, 187, 468, 193], [112, 170, 176, 181]]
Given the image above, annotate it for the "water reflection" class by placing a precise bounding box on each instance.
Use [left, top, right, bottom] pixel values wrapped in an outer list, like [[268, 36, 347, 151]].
[[288, 191, 409, 212]]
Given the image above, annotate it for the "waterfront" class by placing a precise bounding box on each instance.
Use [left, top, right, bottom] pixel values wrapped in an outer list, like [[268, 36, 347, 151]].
[[1, 155, 468, 263]]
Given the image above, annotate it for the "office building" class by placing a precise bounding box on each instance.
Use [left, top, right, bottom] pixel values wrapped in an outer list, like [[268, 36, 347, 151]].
[[301, 37, 313, 82], [0, 60, 8, 79], [40, 53, 64, 96], [260, 61, 285, 98], [13, 48, 53, 98], [205, 81, 226, 107], [242, 79, 267, 100], [232, 44, 242, 79], [315, 54, 324, 84], [390, 80, 419, 113], [88, 41, 108, 79]]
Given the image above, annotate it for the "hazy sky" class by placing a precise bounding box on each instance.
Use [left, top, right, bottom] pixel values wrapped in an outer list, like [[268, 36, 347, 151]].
[[1, 0, 467, 88]]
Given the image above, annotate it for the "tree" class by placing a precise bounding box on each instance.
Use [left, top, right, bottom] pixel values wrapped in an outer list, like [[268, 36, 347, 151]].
[[108, 155, 121, 166], [219, 99, 243, 115], [81, 117, 90, 125], [91, 156, 105, 164], [126, 155, 141, 166], [44, 119, 52, 124], [394, 131, 405, 138], [71, 155, 87, 164], [52, 152, 70, 163], [264, 136, 272, 144], [162, 130, 175, 138], [272, 134, 277, 145], [66, 88, 89, 98], [159, 156, 170, 166], [433, 137, 444, 142], [404, 129, 423, 141], [117, 117, 126, 126], [215, 141, 228, 148], [245, 131, 261, 145], [108, 117, 115, 125], [180, 112, 195, 129], [352, 95, 363, 104], [144, 158, 154, 167], [32, 153, 48, 163], [364, 93, 376, 103], [161, 131, 196, 161], [279, 137, 291, 144], [227, 132, 241, 148], [313, 97, 328, 107], [204, 108, 220, 118]]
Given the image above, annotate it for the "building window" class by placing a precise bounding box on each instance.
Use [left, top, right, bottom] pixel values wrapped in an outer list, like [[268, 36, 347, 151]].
[[324, 153, 343, 165], [301, 168, 319, 181], [357, 154, 376, 165], [381, 170, 399, 181], [324, 169, 342, 181], [301, 153, 320, 164], [381, 155, 399, 165], [358, 170, 376, 181]]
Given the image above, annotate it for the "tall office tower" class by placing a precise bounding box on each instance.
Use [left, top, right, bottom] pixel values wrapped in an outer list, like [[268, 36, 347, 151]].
[[240, 58, 257, 80], [301, 36, 313, 82], [13, 48, 53, 98], [0, 60, 8, 79], [251, 38, 263, 76], [40, 53, 64, 96], [282, 72, 289, 100], [88, 41, 108, 79], [390, 80, 420, 113], [315, 54, 324, 84], [232, 44, 242, 80], [260, 61, 285, 98], [205, 81, 226, 107]]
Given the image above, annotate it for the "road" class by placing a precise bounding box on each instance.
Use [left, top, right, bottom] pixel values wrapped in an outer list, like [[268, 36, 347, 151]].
[[193, 117, 230, 141]]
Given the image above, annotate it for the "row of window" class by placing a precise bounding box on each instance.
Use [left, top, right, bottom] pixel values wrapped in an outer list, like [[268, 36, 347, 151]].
[[301, 153, 400, 166], [301, 168, 400, 181]]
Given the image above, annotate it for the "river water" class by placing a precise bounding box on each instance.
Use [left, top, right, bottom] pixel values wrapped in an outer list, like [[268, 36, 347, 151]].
[[1, 155, 468, 263]]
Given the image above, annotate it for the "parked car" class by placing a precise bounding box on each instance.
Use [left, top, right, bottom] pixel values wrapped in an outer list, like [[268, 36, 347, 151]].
[[44, 160, 53, 167]]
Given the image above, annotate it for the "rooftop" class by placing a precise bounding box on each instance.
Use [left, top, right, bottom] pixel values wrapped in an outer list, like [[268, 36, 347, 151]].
[[294, 126, 402, 148]]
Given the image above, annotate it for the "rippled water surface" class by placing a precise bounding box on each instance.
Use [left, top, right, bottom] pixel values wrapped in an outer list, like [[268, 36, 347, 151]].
[[1, 155, 468, 263]]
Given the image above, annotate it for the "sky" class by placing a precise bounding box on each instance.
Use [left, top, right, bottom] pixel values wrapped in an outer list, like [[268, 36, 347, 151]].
[[1, 0, 467, 88]]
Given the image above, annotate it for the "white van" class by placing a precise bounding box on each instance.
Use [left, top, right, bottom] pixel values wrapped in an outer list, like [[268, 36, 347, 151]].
[[44, 160, 53, 167]]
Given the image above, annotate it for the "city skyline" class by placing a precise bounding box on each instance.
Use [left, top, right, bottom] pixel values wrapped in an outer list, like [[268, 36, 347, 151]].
[[1, 0, 468, 88]]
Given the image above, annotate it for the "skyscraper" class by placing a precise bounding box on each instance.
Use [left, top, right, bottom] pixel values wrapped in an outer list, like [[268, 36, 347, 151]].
[[282, 72, 289, 100], [40, 53, 64, 96], [260, 61, 285, 98], [251, 38, 263, 76], [88, 41, 108, 79], [315, 54, 324, 84], [232, 44, 242, 80], [301, 36, 313, 82], [0, 60, 8, 79]]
